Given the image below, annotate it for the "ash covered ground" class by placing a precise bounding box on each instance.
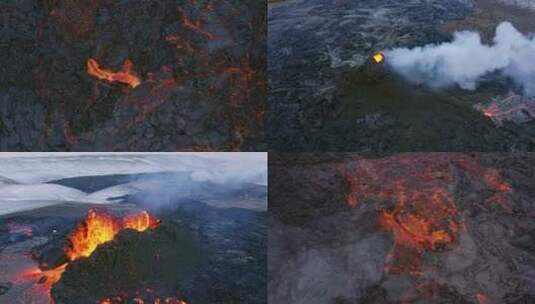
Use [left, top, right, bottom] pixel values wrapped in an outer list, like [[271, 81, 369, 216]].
[[268, 153, 535, 304], [1, 0, 266, 151], [0, 153, 267, 304], [268, 0, 535, 151]]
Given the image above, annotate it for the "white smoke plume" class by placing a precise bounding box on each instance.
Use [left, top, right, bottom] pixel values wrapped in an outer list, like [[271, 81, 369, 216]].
[[384, 22, 535, 96]]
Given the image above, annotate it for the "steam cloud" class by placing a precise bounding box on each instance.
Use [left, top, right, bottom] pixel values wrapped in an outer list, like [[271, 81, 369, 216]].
[[384, 22, 535, 96]]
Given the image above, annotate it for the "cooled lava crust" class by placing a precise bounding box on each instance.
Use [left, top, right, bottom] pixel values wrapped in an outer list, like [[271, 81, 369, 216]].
[[1, 0, 266, 151]]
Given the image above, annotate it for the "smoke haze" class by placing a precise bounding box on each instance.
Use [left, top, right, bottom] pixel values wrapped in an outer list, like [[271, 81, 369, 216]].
[[384, 22, 535, 96]]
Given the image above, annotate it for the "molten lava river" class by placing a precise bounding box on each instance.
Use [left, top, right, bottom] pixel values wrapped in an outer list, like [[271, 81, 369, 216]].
[[7, 209, 162, 303]]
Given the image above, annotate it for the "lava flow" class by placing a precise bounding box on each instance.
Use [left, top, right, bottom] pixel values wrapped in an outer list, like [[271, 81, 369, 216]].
[[22, 209, 159, 300], [339, 154, 512, 274], [87, 58, 141, 88]]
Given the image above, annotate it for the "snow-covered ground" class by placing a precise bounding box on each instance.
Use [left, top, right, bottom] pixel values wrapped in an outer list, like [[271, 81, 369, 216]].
[[0, 153, 267, 184], [0, 153, 267, 216]]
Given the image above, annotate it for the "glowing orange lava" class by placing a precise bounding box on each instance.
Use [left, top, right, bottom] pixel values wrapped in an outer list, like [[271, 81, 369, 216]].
[[66, 209, 159, 260], [340, 154, 512, 274], [17, 209, 159, 301], [20, 263, 65, 288], [372, 52, 385, 64], [87, 58, 141, 88]]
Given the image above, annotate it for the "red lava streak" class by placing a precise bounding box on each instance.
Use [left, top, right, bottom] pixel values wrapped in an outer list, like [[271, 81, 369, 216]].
[[340, 154, 512, 274], [87, 58, 141, 88]]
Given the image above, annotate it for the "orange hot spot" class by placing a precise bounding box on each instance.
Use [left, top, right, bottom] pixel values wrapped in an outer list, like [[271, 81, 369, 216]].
[[123, 210, 160, 232], [87, 58, 141, 88], [20, 263, 68, 291], [372, 52, 385, 64], [66, 209, 159, 261]]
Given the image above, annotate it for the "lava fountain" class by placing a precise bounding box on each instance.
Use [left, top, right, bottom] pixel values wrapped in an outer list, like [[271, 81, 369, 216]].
[[23, 209, 159, 299], [66, 209, 159, 260]]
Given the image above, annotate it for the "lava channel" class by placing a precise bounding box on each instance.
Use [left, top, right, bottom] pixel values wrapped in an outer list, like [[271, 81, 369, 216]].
[[87, 58, 141, 88]]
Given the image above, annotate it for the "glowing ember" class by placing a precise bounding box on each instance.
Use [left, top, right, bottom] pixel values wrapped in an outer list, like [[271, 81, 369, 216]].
[[372, 52, 385, 64], [87, 58, 141, 88], [66, 209, 159, 260], [474, 93, 535, 126]]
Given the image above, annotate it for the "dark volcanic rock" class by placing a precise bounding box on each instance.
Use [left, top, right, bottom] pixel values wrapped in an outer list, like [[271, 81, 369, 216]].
[[268, 0, 535, 151], [0, 281, 12, 295], [44, 200, 267, 304], [51, 222, 203, 304], [1, 0, 266, 151], [172, 201, 267, 304]]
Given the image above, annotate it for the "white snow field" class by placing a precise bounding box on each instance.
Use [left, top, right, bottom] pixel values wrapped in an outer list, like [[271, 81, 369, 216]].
[[0, 153, 267, 216]]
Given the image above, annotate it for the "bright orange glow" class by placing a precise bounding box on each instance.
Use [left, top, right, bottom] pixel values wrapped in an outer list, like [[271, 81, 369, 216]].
[[87, 58, 141, 88], [66, 209, 159, 261], [20, 263, 68, 291], [340, 154, 512, 274], [66, 209, 119, 260], [13, 209, 159, 302], [372, 52, 384, 64], [123, 210, 160, 232]]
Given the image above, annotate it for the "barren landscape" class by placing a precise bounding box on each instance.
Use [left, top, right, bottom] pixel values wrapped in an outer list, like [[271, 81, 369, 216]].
[[269, 153, 535, 303]]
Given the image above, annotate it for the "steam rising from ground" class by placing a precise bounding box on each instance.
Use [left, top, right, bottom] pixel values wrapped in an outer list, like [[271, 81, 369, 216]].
[[384, 22, 535, 96]]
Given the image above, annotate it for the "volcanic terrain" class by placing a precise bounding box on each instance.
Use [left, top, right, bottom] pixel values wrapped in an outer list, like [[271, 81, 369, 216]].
[[0, 159, 267, 303], [269, 153, 535, 303], [1, 0, 266, 151], [268, 0, 535, 151]]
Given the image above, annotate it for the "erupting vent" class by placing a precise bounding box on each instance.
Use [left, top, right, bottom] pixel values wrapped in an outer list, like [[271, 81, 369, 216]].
[[21, 209, 159, 300], [66, 209, 159, 260], [372, 52, 385, 64]]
